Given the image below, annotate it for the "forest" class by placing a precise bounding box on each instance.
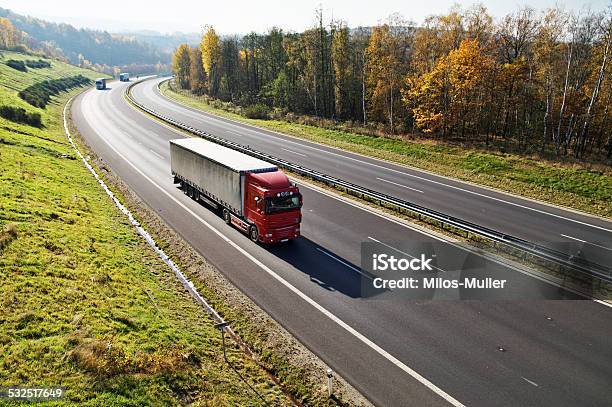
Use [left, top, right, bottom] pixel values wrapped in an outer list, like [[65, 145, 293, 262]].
[[0, 7, 170, 76], [172, 5, 612, 161]]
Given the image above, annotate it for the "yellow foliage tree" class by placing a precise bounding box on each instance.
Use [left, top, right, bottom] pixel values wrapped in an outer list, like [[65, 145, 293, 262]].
[[189, 47, 206, 94], [365, 19, 409, 132], [0, 18, 21, 49], [200, 26, 222, 96], [406, 39, 493, 136], [172, 44, 191, 89]]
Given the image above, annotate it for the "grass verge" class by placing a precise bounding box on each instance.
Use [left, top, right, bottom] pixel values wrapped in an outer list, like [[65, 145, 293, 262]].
[[161, 81, 612, 219], [0, 53, 294, 405]]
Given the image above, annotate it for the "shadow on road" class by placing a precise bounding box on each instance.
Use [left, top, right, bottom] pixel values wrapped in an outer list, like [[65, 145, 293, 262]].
[[266, 237, 380, 299]]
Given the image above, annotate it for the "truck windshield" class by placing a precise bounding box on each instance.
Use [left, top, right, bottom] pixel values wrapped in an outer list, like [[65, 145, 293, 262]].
[[265, 194, 301, 214]]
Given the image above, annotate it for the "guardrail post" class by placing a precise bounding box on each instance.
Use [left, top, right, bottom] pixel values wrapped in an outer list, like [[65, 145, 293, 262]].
[[214, 321, 230, 361]]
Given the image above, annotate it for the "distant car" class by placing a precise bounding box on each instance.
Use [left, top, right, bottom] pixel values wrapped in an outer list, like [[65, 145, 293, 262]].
[[119, 73, 130, 82], [95, 78, 106, 90]]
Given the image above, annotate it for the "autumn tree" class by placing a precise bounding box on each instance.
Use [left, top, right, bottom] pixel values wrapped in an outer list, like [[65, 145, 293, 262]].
[[407, 39, 492, 137], [366, 15, 411, 132], [0, 17, 21, 49], [172, 44, 191, 89], [189, 47, 206, 94], [201, 26, 222, 96], [331, 23, 352, 119]]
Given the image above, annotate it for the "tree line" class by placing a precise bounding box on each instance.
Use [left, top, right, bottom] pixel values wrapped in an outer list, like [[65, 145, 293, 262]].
[[172, 5, 612, 161]]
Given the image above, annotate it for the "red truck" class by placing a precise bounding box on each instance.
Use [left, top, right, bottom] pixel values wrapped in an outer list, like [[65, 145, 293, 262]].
[[169, 138, 302, 243]]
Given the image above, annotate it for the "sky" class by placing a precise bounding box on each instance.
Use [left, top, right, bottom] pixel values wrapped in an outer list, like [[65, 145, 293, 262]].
[[1, 0, 609, 35]]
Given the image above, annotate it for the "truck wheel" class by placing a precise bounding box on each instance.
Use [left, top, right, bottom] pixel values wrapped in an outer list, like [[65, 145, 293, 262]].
[[222, 209, 231, 225], [249, 225, 259, 243], [180, 180, 185, 191], [188, 185, 194, 199]]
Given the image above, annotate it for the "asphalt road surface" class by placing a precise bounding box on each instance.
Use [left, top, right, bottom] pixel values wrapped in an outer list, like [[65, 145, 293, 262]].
[[72, 79, 612, 407], [131, 77, 612, 270]]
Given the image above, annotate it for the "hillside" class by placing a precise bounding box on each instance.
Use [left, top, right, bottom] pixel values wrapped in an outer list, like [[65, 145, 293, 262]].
[[119, 30, 200, 52], [0, 53, 288, 405], [0, 7, 170, 74]]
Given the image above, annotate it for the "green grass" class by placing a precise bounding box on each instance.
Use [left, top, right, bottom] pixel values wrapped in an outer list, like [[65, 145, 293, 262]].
[[0, 53, 290, 406], [162, 82, 612, 218]]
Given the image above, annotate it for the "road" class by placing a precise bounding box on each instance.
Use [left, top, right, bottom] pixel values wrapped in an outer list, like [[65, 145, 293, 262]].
[[132, 77, 612, 269], [72, 79, 612, 407]]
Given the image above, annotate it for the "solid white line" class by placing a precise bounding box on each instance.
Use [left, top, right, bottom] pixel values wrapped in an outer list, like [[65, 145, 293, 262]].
[[560, 234, 612, 252], [376, 177, 424, 193], [154, 79, 611, 233], [316, 247, 372, 280], [282, 147, 308, 157], [521, 377, 539, 387], [367, 236, 447, 273], [149, 149, 165, 160], [85, 102, 464, 407], [65, 97, 224, 324]]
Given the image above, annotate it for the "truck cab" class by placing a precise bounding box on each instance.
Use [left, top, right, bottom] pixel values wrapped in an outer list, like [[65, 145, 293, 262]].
[[245, 171, 301, 243], [95, 78, 106, 90]]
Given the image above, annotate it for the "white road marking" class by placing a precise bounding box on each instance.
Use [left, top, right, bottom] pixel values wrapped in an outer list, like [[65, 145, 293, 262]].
[[296, 182, 446, 243], [83, 100, 464, 407], [560, 234, 612, 252], [296, 180, 612, 303], [316, 248, 372, 280], [128, 86, 612, 308], [282, 147, 308, 157], [376, 177, 424, 193], [153, 79, 612, 233], [64, 98, 224, 326], [367, 236, 447, 273], [522, 377, 539, 387], [149, 149, 165, 160]]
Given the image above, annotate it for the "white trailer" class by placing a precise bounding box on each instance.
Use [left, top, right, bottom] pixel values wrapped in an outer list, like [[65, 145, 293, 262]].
[[169, 138, 277, 216]]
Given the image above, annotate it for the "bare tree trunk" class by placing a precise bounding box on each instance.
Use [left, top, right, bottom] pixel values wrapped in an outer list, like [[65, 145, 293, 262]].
[[556, 42, 573, 155], [576, 35, 610, 158], [542, 88, 550, 153], [362, 52, 366, 125], [563, 113, 575, 156], [313, 69, 318, 117], [389, 85, 394, 133]]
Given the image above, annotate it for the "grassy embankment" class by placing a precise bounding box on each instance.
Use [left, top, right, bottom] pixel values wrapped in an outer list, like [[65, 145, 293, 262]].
[[0, 51, 290, 405], [161, 82, 612, 219]]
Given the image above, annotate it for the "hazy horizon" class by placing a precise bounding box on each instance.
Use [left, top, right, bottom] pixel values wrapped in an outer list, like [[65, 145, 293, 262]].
[[1, 0, 609, 36]]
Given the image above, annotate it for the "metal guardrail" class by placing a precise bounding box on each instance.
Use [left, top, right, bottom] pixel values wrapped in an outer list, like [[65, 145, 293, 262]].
[[126, 79, 612, 284]]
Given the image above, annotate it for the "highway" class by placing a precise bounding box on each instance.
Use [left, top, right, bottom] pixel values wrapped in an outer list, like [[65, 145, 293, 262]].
[[132, 77, 612, 269], [72, 79, 612, 406]]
